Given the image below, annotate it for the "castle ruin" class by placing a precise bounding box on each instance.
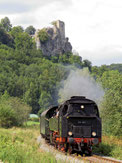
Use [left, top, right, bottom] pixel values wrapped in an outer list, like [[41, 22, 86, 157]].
[[35, 20, 72, 56]]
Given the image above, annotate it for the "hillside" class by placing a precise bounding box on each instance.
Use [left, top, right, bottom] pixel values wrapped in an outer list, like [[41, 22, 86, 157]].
[[107, 63, 122, 73], [0, 17, 87, 114]]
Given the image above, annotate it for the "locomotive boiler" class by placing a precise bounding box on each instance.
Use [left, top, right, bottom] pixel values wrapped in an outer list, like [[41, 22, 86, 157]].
[[40, 96, 102, 155]]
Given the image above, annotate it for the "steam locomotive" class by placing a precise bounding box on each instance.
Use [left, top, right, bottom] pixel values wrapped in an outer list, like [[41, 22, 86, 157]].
[[40, 96, 102, 155]]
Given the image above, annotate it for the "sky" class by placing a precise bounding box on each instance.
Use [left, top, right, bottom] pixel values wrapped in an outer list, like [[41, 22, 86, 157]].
[[0, 0, 122, 66]]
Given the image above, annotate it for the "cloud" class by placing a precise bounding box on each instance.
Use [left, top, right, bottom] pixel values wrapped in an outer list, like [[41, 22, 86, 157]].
[[0, 0, 72, 14], [80, 45, 122, 65], [0, 3, 30, 14]]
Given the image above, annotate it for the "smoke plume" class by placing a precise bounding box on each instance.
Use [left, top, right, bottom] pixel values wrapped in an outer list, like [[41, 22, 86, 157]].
[[58, 68, 104, 104]]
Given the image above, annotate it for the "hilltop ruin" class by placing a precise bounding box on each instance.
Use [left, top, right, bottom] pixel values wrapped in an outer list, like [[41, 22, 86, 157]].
[[35, 20, 72, 56]]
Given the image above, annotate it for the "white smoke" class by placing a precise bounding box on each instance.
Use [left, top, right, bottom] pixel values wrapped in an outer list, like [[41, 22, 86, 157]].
[[58, 68, 104, 104]]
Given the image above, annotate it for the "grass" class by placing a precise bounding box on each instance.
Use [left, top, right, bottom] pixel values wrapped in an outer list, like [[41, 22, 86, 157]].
[[93, 135, 122, 160], [0, 122, 57, 163], [25, 120, 40, 126], [0, 121, 121, 162]]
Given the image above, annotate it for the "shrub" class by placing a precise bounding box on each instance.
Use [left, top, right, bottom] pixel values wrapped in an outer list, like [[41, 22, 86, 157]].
[[0, 92, 31, 128], [0, 104, 16, 127], [38, 28, 49, 43]]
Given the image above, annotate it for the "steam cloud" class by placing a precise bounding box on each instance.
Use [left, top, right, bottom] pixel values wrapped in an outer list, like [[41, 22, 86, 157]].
[[58, 68, 104, 104]]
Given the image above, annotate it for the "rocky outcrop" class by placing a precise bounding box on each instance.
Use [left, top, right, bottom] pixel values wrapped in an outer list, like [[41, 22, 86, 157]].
[[35, 20, 72, 56]]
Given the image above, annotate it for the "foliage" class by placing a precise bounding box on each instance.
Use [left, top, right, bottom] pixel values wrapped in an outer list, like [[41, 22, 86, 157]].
[[0, 24, 13, 46], [107, 63, 122, 73], [0, 17, 12, 32], [9, 26, 24, 38], [51, 21, 57, 26], [0, 126, 57, 163], [91, 65, 122, 137], [14, 32, 34, 50], [82, 59, 92, 71], [0, 103, 16, 128], [25, 25, 36, 35], [100, 70, 122, 136], [91, 64, 122, 78], [93, 135, 122, 160], [51, 53, 83, 68], [38, 28, 49, 43], [0, 92, 31, 128]]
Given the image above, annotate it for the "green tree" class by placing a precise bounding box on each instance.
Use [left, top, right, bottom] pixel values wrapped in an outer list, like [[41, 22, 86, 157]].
[[38, 28, 49, 43], [100, 70, 122, 136], [25, 25, 36, 35], [10, 26, 24, 38], [0, 17, 12, 32], [82, 59, 92, 71], [14, 32, 33, 50], [92, 65, 109, 78], [0, 24, 13, 46], [0, 92, 31, 128]]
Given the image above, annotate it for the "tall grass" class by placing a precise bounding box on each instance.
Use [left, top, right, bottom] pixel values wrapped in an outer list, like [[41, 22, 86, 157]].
[[93, 135, 122, 160], [0, 123, 57, 163]]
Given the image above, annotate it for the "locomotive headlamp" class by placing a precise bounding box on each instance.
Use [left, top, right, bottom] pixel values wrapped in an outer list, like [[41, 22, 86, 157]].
[[68, 131, 72, 136], [92, 132, 96, 136], [81, 105, 84, 109]]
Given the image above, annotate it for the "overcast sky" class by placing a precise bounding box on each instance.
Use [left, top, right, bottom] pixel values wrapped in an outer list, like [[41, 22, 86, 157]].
[[0, 0, 122, 66]]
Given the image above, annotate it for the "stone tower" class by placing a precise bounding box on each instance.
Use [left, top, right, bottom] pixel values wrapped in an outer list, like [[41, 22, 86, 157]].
[[54, 20, 65, 40]]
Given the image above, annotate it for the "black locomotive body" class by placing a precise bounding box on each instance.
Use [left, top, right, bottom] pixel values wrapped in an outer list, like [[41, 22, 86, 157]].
[[40, 96, 102, 154]]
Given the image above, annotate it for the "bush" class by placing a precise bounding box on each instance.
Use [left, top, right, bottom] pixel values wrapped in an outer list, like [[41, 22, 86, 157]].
[[0, 104, 16, 127], [0, 92, 31, 128], [38, 28, 49, 43], [93, 135, 122, 160]]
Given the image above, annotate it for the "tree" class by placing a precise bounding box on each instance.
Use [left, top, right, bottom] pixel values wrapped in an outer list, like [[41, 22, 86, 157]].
[[25, 25, 36, 35], [100, 70, 122, 136], [14, 32, 33, 50], [38, 28, 49, 43], [0, 17, 12, 32], [82, 59, 92, 71], [0, 24, 13, 46], [92, 65, 109, 79], [10, 26, 24, 38], [0, 92, 31, 128]]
